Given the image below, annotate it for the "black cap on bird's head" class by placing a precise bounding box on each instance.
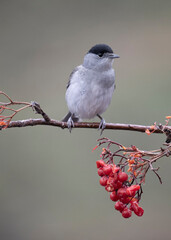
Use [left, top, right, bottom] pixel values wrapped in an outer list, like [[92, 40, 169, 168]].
[[89, 44, 113, 54], [88, 44, 119, 59]]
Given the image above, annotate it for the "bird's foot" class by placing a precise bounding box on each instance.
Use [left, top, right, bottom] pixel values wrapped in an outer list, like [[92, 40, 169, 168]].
[[67, 117, 75, 133], [98, 118, 106, 135]]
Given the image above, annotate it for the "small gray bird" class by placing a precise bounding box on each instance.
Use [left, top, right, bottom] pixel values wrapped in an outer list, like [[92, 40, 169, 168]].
[[62, 44, 119, 133]]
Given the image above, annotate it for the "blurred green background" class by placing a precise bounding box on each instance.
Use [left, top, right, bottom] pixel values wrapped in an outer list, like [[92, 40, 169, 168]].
[[1, 0, 171, 239]]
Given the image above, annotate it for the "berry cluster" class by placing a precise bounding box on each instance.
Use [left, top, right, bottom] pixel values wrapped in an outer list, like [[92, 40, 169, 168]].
[[96, 159, 144, 218]]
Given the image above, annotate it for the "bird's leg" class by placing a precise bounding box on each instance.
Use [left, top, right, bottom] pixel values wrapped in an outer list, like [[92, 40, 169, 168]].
[[67, 116, 74, 133], [67, 114, 79, 133], [97, 114, 106, 135]]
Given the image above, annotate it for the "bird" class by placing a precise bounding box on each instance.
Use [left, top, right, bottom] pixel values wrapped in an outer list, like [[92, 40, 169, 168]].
[[62, 43, 119, 134]]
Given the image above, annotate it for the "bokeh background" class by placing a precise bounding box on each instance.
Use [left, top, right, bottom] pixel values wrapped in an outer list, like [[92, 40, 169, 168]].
[[1, 0, 171, 239]]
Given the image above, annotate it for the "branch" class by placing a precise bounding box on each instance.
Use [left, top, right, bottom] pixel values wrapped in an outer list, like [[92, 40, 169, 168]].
[[0, 91, 171, 136], [6, 119, 169, 133]]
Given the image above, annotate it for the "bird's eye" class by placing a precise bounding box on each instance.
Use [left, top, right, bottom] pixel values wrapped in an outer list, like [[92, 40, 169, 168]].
[[98, 53, 103, 57]]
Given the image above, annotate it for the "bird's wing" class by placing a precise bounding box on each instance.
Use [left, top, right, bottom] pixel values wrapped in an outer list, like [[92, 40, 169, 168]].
[[66, 66, 80, 89]]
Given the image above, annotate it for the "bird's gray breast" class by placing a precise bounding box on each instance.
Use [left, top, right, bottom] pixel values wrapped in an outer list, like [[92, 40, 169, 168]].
[[66, 66, 115, 119]]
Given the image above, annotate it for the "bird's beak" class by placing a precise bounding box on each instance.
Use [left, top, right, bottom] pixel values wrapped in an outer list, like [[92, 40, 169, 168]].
[[108, 53, 120, 59]]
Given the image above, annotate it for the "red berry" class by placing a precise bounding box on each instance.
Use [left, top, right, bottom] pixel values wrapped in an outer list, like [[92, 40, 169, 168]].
[[107, 177, 116, 186], [107, 177, 122, 190], [131, 202, 144, 217], [112, 183, 119, 190], [112, 173, 118, 182], [126, 185, 140, 196], [110, 191, 118, 201], [120, 197, 130, 204], [97, 168, 104, 176], [103, 165, 112, 175], [122, 208, 132, 218], [112, 166, 121, 173], [130, 201, 139, 214], [105, 185, 115, 192], [116, 181, 123, 189], [117, 188, 128, 199], [99, 176, 108, 186], [114, 201, 126, 212], [96, 160, 106, 168], [118, 172, 128, 182], [136, 207, 144, 217]]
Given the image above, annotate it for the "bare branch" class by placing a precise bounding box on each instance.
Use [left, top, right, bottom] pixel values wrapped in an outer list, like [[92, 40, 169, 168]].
[[31, 101, 51, 122], [5, 119, 170, 133], [0, 91, 171, 136]]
